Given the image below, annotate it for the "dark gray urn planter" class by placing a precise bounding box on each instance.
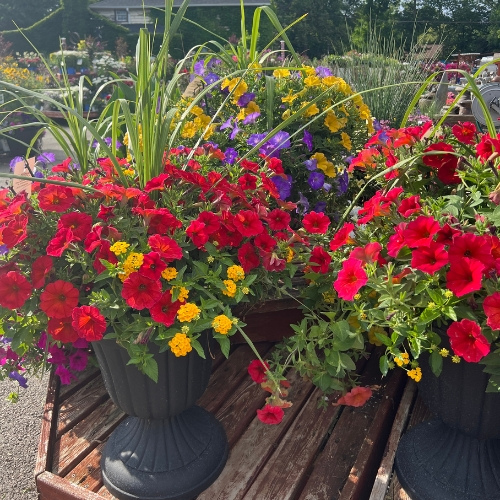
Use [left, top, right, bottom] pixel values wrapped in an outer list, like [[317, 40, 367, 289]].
[[395, 343, 500, 500], [92, 334, 228, 500]]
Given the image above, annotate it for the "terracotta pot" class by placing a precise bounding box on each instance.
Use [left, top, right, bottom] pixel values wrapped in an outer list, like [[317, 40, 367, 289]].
[[92, 333, 228, 500]]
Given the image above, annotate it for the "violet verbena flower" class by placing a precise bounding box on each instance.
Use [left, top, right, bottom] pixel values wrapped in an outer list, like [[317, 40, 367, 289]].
[[237, 92, 256, 107], [229, 123, 241, 140], [194, 59, 206, 76], [247, 133, 267, 147], [315, 66, 333, 77], [303, 130, 313, 151], [308, 171, 325, 190], [272, 175, 292, 200], [256, 131, 291, 159], [219, 117, 234, 131], [204, 73, 220, 85], [224, 147, 238, 165], [304, 159, 318, 171], [242, 112, 260, 125], [296, 192, 310, 214], [36, 152, 56, 165], [8, 371, 28, 389]]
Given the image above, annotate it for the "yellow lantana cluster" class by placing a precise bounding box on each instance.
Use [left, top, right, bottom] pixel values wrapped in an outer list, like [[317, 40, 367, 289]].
[[227, 265, 245, 282], [168, 333, 193, 357], [212, 314, 233, 335], [222, 279, 237, 298], [110, 241, 130, 256], [162, 267, 178, 281], [394, 352, 410, 367], [118, 252, 144, 281], [177, 303, 200, 322], [407, 367, 422, 382], [181, 105, 215, 139]]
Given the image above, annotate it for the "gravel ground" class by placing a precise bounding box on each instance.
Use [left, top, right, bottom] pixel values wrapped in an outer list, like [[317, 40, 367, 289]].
[[0, 375, 49, 500]]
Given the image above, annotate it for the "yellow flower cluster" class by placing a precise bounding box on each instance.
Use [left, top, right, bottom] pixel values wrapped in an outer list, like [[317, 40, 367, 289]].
[[311, 152, 335, 178], [162, 267, 178, 281], [119, 252, 144, 281], [407, 367, 422, 382], [212, 314, 232, 335], [177, 303, 200, 322], [181, 105, 215, 140], [221, 77, 248, 104], [110, 241, 130, 256], [324, 112, 348, 133], [172, 286, 189, 302], [236, 100, 260, 121], [227, 265, 245, 282], [168, 333, 193, 357], [273, 68, 290, 78], [394, 352, 410, 367], [222, 279, 237, 298], [340, 132, 352, 151]]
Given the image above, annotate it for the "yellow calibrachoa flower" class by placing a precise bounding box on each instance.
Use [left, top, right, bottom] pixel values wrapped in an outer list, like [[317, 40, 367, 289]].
[[407, 367, 422, 382], [273, 68, 290, 78], [281, 91, 299, 104], [168, 333, 193, 357], [221, 77, 248, 103], [286, 248, 294, 263], [227, 265, 245, 282], [190, 105, 204, 116], [222, 279, 237, 298], [311, 152, 335, 177], [177, 303, 201, 322], [162, 267, 178, 281], [304, 75, 321, 87], [324, 112, 348, 133], [212, 314, 233, 335], [282, 109, 291, 121], [109, 241, 130, 256], [303, 66, 316, 76], [123, 168, 135, 177], [301, 101, 319, 117], [181, 121, 197, 139], [236, 101, 260, 121], [340, 132, 352, 151]]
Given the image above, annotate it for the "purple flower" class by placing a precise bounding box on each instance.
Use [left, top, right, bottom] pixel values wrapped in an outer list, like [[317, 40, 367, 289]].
[[34, 170, 45, 179], [296, 192, 310, 214], [69, 350, 89, 371], [248, 133, 267, 147], [224, 147, 238, 165], [48, 345, 66, 365], [220, 117, 234, 131], [344, 155, 354, 165], [204, 72, 220, 85], [0, 245, 8, 255], [260, 131, 291, 158], [315, 66, 333, 77], [271, 175, 292, 200], [9, 156, 24, 171], [237, 92, 255, 107], [194, 59, 206, 76], [207, 58, 221, 68], [303, 130, 313, 151], [242, 112, 260, 125], [55, 364, 74, 385], [323, 182, 332, 192], [229, 123, 241, 140], [73, 338, 89, 349], [314, 201, 327, 212], [308, 171, 325, 190], [304, 159, 317, 171], [36, 152, 56, 165], [337, 169, 349, 195], [8, 371, 28, 389]]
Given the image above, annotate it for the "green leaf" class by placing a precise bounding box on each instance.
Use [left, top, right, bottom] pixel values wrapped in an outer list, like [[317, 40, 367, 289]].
[[427, 289, 443, 305], [339, 353, 356, 371], [419, 308, 442, 324], [142, 357, 159, 383], [190, 339, 206, 360], [218, 336, 231, 358], [429, 351, 443, 377], [379, 356, 389, 376]]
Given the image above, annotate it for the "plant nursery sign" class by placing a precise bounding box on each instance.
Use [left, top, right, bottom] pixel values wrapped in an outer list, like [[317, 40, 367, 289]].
[[12, 156, 35, 195]]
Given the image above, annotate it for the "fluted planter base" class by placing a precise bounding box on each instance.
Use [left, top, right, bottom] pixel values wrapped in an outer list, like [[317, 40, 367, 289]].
[[101, 406, 228, 500], [395, 419, 500, 500]]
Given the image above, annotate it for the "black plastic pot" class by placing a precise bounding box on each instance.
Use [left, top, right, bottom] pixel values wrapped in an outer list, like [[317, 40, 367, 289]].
[[92, 334, 228, 500], [395, 339, 500, 500]]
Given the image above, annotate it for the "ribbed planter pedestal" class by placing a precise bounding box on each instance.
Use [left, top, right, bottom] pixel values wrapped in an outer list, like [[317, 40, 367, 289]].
[[395, 347, 500, 500], [92, 335, 228, 500]]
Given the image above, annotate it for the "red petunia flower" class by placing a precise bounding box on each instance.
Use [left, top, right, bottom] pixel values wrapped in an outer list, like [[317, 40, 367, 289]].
[[186, 220, 210, 249], [448, 233, 494, 270], [238, 173, 258, 191], [72, 305, 107, 341], [31, 255, 53, 289], [260, 251, 286, 272], [387, 222, 408, 257], [0, 271, 32, 309], [150, 291, 181, 327], [452, 122, 477, 145], [234, 210, 264, 237], [266, 157, 284, 174], [51, 157, 72, 173], [121, 272, 162, 310], [238, 242, 260, 273], [483, 292, 500, 331], [436, 224, 461, 246], [329, 222, 355, 251], [139, 252, 166, 280], [247, 359, 270, 384], [411, 241, 448, 273], [254, 232, 277, 253], [309, 246, 332, 274], [334, 258, 368, 300], [40, 280, 79, 318], [37, 185, 75, 212], [97, 204, 115, 222], [476, 134, 500, 163], [240, 159, 259, 172], [57, 212, 93, 241], [357, 192, 391, 224], [197, 211, 221, 234], [398, 195, 421, 218], [447, 319, 490, 362], [349, 242, 382, 266], [335, 386, 372, 407], [302, 211, 331, 234], [267, 209, 291, 231], [446, 257, 484, 297], [148, 234, 183, 262], [47, 317, 79, 343], [403, 216, 440, 248], [256, 404, 284, 425], [2, 215, 28, 249], [93, 240, 118, 274], [46, 228, 77, 257], [422, 142, 460, 184]]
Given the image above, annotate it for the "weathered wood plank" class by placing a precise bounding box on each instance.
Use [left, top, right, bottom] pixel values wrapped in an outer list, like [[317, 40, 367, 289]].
[[59, 366, 101, 402], [196, 370, 314, 500], [369, 381, 417, 500], [64, 443, 105, 493], [95, 485, 117, 498], [52, 399, 125, 477], [57, 377, 110, 437], [242, 387, 343, 500], [37, 471, 106, 500], [198, 343, 273, 415], [339, 369, 407, 500], [35, 369, 59, 477]]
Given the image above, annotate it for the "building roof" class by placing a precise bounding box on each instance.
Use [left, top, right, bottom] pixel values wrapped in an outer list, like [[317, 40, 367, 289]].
[[90, 0, 270, 8]]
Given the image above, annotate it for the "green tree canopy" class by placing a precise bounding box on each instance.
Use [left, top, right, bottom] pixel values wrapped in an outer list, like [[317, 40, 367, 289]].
[[0, 0, 59, 31]]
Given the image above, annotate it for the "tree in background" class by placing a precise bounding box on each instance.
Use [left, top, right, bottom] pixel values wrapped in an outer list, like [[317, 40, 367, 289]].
[[271, 0, 349, 58], [0, 0, 58, 31], [61, 0, 89, 43]]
